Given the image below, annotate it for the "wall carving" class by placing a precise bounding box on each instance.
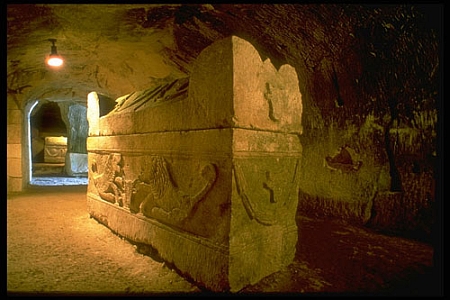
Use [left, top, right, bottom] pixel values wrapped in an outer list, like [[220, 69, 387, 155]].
[[325, 145, 362, 173]]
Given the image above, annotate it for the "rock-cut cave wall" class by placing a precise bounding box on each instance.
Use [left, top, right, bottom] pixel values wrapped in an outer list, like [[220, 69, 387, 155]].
[[287, 5, 440, 242]]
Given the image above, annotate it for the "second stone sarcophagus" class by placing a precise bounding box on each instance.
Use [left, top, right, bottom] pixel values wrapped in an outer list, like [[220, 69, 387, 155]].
[[44, 136, 67, 163], [87, 36, 303, 292]]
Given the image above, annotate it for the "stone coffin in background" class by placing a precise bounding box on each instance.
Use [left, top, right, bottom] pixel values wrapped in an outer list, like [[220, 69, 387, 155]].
[[44, 136, 67, 163], [86, 36, 303, 292]]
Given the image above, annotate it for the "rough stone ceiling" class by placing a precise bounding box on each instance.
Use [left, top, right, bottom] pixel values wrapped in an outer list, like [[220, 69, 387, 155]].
[[7, 4, 185, 99], [7, 3, 441, 119]]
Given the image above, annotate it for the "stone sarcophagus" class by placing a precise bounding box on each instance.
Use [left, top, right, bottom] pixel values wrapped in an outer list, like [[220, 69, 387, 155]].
[[86, 36, 303, 292], [44, 136, 67, 163]]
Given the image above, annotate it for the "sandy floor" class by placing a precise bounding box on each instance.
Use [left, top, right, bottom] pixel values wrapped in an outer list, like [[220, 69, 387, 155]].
[[7, 185, 442, 296]]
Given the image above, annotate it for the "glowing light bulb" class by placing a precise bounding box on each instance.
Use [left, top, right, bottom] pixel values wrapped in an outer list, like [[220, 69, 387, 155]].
[[46, 39, 64, 67], [47, 56, 64, 67]]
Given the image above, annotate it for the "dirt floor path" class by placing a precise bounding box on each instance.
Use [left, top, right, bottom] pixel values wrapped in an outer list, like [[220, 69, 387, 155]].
[[7, 185, 441, 296]]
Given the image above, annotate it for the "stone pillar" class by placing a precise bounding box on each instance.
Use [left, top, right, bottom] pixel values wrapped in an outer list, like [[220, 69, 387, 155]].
[[87, 92, 100, 136], [60, 102, 89, 175], [87, 36, 302, 292], [7, 96, 24, 192]]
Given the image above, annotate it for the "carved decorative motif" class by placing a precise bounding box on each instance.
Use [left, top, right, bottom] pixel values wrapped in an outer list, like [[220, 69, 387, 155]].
[[91, 153, 132, 207], [130, 156, 217, 225], [263, 82, 280, 122], [113, 77, 189, 113], [44, 137, 67, 163], [233, 159, 300, 226]]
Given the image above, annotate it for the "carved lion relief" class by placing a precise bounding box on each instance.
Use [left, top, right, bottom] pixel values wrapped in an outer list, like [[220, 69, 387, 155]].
[[91, 153, 218, 226], [130, 156, 217, 225]]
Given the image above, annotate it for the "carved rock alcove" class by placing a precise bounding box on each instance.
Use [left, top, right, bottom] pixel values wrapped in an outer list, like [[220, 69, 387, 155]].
[[86, 36, 303, 292]]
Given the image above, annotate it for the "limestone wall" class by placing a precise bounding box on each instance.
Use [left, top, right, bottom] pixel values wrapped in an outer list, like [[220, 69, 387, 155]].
[[7, 96, 24, 192], [296, 111, 436, 240], [87, 36, 303, 291]]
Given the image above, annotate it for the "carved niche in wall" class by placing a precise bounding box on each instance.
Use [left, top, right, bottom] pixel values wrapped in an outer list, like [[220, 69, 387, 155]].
[[325, 145, 363, 173]]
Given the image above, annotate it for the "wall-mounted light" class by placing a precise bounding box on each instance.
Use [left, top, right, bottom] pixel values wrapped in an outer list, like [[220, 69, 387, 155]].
[[46, 38, 64, 67]]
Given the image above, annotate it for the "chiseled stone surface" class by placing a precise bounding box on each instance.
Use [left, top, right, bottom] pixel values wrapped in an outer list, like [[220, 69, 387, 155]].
[[87, 36, 302, 292], [66, 153, 88, 175], [87, 92, 100, 136], [231, 37, 303, 134], [44, 136, 67, 163]]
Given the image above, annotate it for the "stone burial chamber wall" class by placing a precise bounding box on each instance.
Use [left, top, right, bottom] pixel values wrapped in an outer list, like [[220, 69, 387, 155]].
[[86, 36, 303, 292]]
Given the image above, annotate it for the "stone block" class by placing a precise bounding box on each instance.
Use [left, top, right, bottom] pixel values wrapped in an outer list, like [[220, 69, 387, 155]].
[[44, 136, 67, 163], [87, 36, 302, 292], [7, 158, 22, 177], [68, 104, 89, 154], [7, 124, 21, 144], [7, 109, 22, 124], [87, 92, 100, 136], [8, 176, 23, 193], [231, 37, 303, 134], [7, 144, 22, 159], [66, 153, 88, 175]]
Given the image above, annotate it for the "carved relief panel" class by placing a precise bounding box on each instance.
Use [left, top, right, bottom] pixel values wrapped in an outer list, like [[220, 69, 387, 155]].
[[91, 153, 130, 207], [130, 155, 217, 225], [89, 152, 222, 235]]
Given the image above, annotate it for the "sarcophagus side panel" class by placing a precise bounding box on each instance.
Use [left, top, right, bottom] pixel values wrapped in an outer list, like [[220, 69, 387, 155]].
[[87, 146, 232, 242]]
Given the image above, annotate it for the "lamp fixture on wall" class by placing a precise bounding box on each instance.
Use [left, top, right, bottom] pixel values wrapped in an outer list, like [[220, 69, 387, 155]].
[[46, 38, 63, 67]]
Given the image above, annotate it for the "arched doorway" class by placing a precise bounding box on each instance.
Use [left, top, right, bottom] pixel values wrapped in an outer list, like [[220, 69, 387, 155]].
[[28, 100, 89, 186]]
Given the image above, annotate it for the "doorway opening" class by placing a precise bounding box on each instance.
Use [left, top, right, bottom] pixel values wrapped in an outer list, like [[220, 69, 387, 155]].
[[29, 100, 88, 186]]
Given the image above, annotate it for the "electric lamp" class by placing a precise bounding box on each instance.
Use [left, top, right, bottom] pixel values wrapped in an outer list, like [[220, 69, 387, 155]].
[[46, 38, 63, 67]]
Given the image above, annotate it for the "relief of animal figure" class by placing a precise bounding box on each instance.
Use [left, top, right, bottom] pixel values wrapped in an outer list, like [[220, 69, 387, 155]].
[[91, 153, 127, 207], [130, 156, 217, 224]]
